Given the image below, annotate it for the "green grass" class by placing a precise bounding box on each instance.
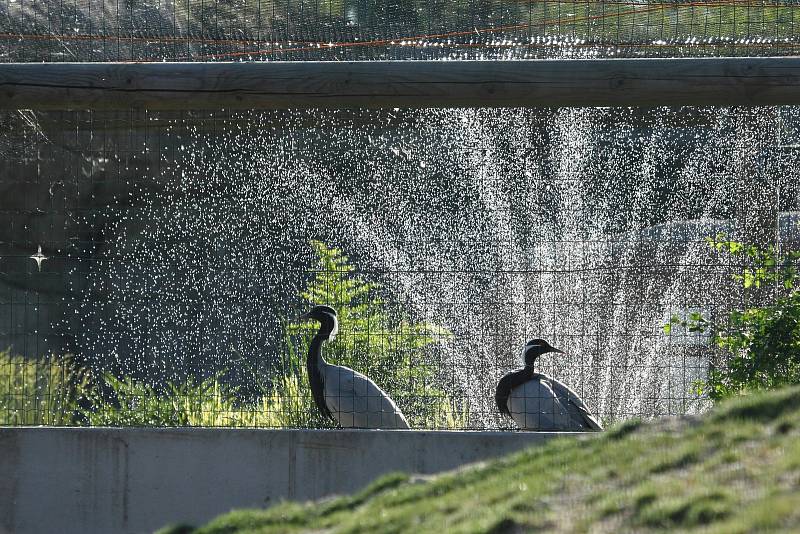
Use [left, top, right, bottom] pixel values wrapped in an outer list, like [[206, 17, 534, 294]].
[[0, 350, 468, 429], [0, 352, 87, 425], [157, 386, 800, 534]]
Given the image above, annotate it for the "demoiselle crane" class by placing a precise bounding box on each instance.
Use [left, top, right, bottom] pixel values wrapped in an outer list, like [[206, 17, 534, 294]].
[[495, 338, 603, 431], [297, 305, 410, 429]]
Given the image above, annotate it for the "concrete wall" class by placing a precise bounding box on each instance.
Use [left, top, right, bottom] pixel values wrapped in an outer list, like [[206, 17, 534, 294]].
[[0, 428, 571, 534]]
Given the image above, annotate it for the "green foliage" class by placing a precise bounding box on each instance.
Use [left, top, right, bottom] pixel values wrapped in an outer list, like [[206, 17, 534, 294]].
[[0, 350, 336, 429], [0, 352, 89, 425], [1, 242, 464, 429], [286, 241, 459, 427], [83, 367, 330, 428], [0, 351, 464, 429], [253, 335, 334, 429], [666, 234, 800, 400], [85, 372, 238, 427], [291, 241, 450, 364]]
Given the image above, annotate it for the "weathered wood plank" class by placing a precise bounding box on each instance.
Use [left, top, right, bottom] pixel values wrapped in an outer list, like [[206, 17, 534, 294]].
[[0, 59, 799, 110]]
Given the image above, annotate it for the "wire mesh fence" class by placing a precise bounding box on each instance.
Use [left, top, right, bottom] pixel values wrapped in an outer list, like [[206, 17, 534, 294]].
[[3, 0, 800, 61], [0, 106, 798, 429], [1, 1, 800, 429]]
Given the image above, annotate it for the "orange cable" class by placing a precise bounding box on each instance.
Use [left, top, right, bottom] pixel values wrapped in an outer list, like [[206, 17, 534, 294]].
[[1, 0, 797, 51], [182, 4, 672, 60], [184, 0, 783, 61]]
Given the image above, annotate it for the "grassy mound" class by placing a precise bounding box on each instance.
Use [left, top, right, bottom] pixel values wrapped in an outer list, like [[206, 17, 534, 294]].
[[158, 387, 800, 533]]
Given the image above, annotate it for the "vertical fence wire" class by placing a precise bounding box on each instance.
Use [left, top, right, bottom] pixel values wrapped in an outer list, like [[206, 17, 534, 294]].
[[1, 3, 800, 428], [3, 1, 800, 61]]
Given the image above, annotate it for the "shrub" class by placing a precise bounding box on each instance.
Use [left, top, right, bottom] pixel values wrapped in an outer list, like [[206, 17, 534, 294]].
[[2, 241, 467, 429], [666, 234, 800, 399], [0, 352, 89, 425], [285, 241, 461, 427], [83, 367, 330, 428]]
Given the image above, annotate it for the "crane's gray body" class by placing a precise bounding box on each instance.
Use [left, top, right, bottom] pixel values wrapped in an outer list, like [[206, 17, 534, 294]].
[[322, 362, 410, 429], [507, 373, 603, 431], [300, 305, 410, 430]]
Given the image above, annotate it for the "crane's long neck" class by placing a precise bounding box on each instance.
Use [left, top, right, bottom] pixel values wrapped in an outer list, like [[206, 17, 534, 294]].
[[523, 347, 542, 370], [523, 352, 539, 374], [307, 333, 331, 418], [308, 334, 328, 372]]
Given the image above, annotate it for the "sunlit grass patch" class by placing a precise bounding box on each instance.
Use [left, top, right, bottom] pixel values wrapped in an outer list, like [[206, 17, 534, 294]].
[[167, 386, 800, 533]]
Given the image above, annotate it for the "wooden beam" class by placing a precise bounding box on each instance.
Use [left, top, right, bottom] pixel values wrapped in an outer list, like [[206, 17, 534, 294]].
[[1, 58, 799, 110]]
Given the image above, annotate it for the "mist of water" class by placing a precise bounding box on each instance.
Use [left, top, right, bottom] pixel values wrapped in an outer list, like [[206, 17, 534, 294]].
[[69, 105, 798, 427]]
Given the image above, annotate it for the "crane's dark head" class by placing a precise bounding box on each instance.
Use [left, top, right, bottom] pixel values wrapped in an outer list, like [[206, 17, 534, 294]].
[[298, 305, 339, 340], [522, 338, 565, 367]]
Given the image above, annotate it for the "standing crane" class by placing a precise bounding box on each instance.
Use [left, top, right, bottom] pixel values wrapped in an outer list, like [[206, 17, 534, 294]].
[[298, 305, 410, 429], [495, 339, 602, 431]]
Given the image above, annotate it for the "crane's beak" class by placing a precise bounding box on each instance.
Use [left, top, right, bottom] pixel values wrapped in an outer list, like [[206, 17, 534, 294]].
[[550, 347, 566, 355], [296, 311, 311, 322]]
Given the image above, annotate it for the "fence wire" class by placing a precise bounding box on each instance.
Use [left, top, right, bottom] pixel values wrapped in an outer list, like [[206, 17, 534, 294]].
[[3, 1, 800, 61], [0, 106, 798, 429], [2, 1, 800, 429]]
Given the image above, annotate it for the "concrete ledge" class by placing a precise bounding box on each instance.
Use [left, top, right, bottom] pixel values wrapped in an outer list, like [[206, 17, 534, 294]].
[[0, 427, 584, 534]]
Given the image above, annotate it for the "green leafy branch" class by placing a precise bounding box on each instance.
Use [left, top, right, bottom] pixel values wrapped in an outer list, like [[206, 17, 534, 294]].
[[664, 233, 800, 400], [1, 241, 466, 429], [285, 241, 460, 427]]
